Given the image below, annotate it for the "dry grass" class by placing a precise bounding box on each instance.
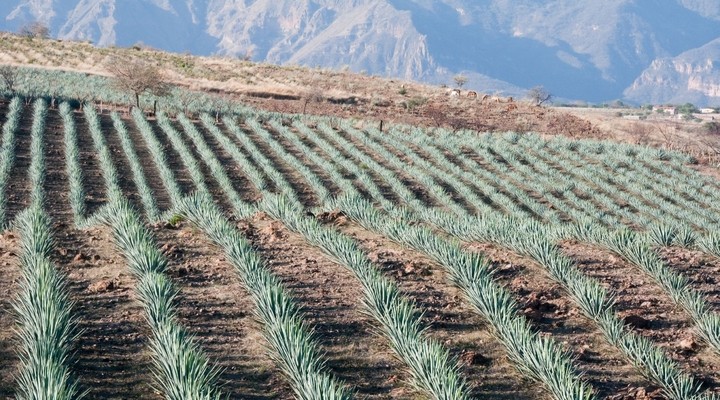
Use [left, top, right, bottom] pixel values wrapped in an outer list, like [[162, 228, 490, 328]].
[[3, 31, 720, 164]]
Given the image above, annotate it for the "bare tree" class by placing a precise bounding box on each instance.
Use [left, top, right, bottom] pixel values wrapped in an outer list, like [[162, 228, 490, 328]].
[[105, 56, 169, 110], [19, 22, 50, 39], [0, 66, 17, 95], [301, 88, 323, 114], [527, 85, 552, 106]]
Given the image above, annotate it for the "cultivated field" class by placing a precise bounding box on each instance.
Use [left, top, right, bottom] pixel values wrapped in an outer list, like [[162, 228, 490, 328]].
[[1, 94, 720, 400]]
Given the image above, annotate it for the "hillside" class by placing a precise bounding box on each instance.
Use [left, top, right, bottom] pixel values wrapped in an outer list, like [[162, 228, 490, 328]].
[[1, 0, 720, 104], [0, 88, 720, 399], [0, 32, 603, 139]]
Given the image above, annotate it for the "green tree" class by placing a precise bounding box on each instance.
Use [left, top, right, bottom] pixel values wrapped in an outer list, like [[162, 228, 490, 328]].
[[677, 102, 699, 115]]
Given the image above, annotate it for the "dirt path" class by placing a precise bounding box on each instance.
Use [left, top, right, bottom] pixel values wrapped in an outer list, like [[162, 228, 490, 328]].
[[152, 222, 291, 399], [0, 230, 21, 398], [74, 110, 107, 217], [562, 240, 720, 393], [468, 242, 653, 398], [245, 214, 406, 398], [56, 225, 158, 399], [43, 107, 73, 223], [325, 217, 540, 399], [4, 102, 33, 224]]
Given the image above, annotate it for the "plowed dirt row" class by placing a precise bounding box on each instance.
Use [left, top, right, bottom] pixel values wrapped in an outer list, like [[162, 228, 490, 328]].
[[152, 222, 293, 399], [0, 231, 21, 398], [562, 240, 720, 394], [57, 225, 158, 399], [244, 214, 406, 398], [123, 115, 173, 212], [327, 217, 542, 399], [4, 103, 32, 224], [467, 241, 653, 398]]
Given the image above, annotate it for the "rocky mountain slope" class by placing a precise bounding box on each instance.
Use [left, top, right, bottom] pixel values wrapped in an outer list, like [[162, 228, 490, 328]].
[[1, 0, 719, 105]]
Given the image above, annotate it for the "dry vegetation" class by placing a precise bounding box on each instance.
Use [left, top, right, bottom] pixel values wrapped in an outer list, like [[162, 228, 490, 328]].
[[0, 32, 603, 139]]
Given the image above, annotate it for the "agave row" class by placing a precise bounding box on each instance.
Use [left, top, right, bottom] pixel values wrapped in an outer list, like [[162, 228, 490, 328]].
[[13, 206, 82, 400], [58, 103, 86, 225], [176, 194, 353, 400], [335, 194, 596, 400], [13, 98, 81, 399], [420, 211, 714, 400], [245, 117, 330, 204], [263, 194, 473, 400], [131, 108, 184, 206], [101, 199, 225, 399], [0, 97, 22, 227], [155, 111, 210, 197], [27, 99, 48, 210], [110, 112, 160, 221], [199, 113, 271, 194], [176, 113, 253, 217], [83, 105, 122, 202], [562, 224, 720, 358], [223, 116, 301, 204]]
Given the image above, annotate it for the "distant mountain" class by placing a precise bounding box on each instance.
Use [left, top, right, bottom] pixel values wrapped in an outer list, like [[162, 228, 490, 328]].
[[625, 38, 720, 105], [1, 0, 719, 105]]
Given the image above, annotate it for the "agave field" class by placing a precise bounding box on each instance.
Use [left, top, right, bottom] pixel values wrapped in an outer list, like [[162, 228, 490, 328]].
[[1, 93, 720, 400]]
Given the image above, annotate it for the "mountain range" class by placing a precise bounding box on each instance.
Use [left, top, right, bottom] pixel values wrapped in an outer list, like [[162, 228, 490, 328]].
[[1, 0, 719, 106]]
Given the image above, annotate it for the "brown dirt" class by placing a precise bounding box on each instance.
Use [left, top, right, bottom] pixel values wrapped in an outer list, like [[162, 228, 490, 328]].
[[73, 109, 108, 217], [0, 230, 21, 398], [656, 246, 720, 312], [56, 225, 158, 399], [467, 242, 657, 398], [242, 213, 408, 398], [328, 218, 543, 399], [152, 221, 292, 399], [4, 102, 33, 224], [561, 240, 720, 394]]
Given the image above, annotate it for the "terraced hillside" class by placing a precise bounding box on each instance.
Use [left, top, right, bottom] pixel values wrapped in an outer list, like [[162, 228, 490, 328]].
[[1, 95, 720, 400]]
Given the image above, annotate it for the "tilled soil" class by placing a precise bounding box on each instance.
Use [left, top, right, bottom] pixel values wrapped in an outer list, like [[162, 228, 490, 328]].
[[56, 225, 158, 400], [328, 217, 543, 399], [244, 214, 406, 398], [469, 242, 655, 398], [2, 104, 720, 399], [0, 230, 21, 398], [152, 221, 292, 399], [561, 240, 720, 394]]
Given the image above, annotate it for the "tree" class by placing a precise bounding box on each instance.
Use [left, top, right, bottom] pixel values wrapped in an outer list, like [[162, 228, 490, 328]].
[[527, 85, 552, 106], [677, 102, 698, 115], [105, 56, 169, 110], [19, 22, 50, 39], [453, 74, 468, 88], [704, 121, 720, 136], [0, 66, 17, 95]]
